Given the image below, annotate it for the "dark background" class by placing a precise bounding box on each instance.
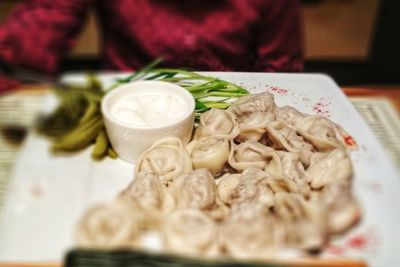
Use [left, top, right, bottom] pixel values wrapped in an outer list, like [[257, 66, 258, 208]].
[[303, 0, 400, 85], [1, 0, 399, 85]]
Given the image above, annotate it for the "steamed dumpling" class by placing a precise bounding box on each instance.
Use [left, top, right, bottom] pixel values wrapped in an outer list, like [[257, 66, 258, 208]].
[[162, 209, 219, 256], [75, 200, 143, 248], [217, 173, 241, 204], [171, 168, 216, 210], [120, 172, 165, 228], [226, 168, 274, 210], [171, 168, 228, 220], [195, 108, 239, 140], [188, 137, 230, 176], [318, 182, 361, 234], [235, 112, 274, 142], [263, 121, 314, 165], [277, 151, 310, 197], [228, 92, 276, 143], [135, 137, 192, 186], [277, 152, 305, 181], [220, 207, 279, 259], [227, 92, 277, 123], [306, 149, 353, 189], [228, 140, 282, 175], [274, 192, 304, 220], [274, 192, 327, 252], [296, 116, 356, 151], [277, 106, 306, 126], [266, 176, 301, 195]]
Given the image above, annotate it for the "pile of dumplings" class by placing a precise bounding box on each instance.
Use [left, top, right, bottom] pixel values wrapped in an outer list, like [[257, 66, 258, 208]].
[[76, 92, 361, 259]]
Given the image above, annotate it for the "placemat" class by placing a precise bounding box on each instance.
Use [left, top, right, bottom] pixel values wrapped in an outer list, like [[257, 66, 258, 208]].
[[350, 97, 400, 171], [0, 91, 46, 214]]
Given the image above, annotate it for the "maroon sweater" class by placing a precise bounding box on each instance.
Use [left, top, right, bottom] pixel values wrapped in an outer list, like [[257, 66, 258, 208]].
[[0, 0, 303, 91]]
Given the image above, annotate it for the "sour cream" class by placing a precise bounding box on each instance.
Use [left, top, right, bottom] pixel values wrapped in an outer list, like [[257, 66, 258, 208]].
[[110, 92, 189, 127], [101, 80, 195, 163]]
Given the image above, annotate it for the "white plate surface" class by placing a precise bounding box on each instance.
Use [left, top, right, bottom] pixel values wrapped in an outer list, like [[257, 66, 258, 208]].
[[0, 72, 399, 266]]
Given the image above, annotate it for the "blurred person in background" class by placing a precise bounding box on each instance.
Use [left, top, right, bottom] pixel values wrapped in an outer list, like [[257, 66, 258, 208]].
[[0, 0, 303, 92]]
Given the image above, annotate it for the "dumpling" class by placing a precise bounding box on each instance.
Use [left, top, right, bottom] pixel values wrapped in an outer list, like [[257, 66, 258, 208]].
[[217, 173, 241, 204], [295, 116, 356, 151], [162, 209, 219, 256], [227, 167, 274, 210], [318, 182, 361, 234], [277, 106, 306, 126], [227, 92, 276, 143], [235, 112, 274, 142], [228, 140, 282, 175], [227, 92, 277, 123], [75, 200, 143, 249], [274, 192, 327, 252], [171, 168, 228, 220], [277, 151, 310, 197], [120, 171, 165, 228], [195, 108, 239, 140], [188, 137, 230, 176], [277, 152, 304, 181], [274, 192, 307, 220], [263, 121, 314, 165], [171, 168, 216, 210], [220, 207, 279, 259], [236, 127, 265, 143], [306, 149, 353, 189], [135, 137, 192, 186], [225, 160, 301, 203], [266, 176, 301, 195]]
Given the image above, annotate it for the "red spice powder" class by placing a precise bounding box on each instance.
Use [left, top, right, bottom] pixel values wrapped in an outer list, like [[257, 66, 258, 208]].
[[31, 184, 44, 198], [347, 234, 368, 250], [267, 86, 288, 96], [312, 102, 330, 117], [370, 181, 382, 194], [326, 244, 345, 255]]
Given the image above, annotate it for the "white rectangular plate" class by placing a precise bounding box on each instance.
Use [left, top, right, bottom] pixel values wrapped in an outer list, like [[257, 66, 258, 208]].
[[0, 72, 399, 267]]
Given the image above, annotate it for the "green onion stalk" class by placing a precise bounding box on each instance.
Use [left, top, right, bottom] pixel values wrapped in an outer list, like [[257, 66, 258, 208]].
[[110, 58, 249, 120]]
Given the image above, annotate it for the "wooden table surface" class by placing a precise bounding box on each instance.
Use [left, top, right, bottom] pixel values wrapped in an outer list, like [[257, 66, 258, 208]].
[[343, 86, 400, 113], [0, 85, 399, 267]]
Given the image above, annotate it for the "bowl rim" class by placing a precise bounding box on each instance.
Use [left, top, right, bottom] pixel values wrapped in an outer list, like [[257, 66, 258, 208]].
[[101, 80, 195, 130]]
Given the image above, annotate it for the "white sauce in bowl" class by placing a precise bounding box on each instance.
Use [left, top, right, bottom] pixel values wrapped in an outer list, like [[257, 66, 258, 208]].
[[101, 80, 195, 162], [110, 93, 188, 127]]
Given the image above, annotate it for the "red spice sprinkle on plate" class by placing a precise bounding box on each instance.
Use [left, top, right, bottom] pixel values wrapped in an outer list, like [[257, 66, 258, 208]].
[[267, 86, 288, 96], [326, 244, 345, 255], [31, 184, 44, 198], [312, 102, 330, 117], [347, 234, 368, 250]]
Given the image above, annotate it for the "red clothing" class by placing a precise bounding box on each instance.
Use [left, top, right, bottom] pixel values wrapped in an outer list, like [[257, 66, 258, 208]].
[[0, 0, 303, 78]]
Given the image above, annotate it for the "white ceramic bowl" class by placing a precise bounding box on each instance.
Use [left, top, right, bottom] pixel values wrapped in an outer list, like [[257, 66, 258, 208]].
[[101, 81, 195, 163]]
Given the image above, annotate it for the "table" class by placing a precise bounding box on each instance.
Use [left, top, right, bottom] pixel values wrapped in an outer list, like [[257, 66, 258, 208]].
[[343, 86, 400, 112]]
